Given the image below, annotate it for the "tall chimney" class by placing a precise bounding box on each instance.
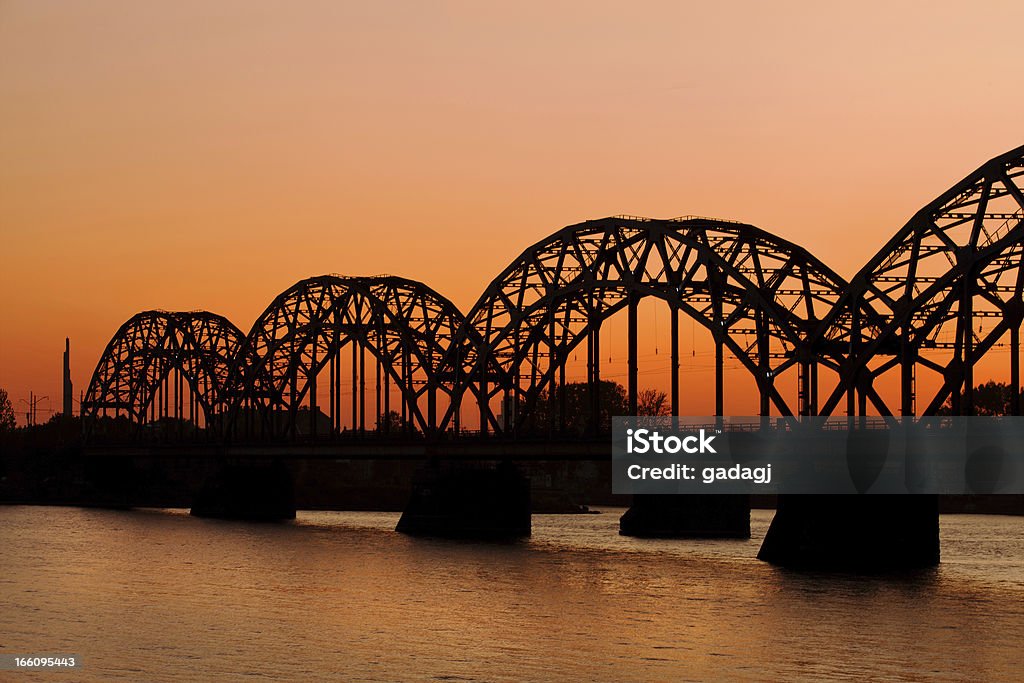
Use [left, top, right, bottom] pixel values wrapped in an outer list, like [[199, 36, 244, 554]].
[[63, 337, 73, 418]]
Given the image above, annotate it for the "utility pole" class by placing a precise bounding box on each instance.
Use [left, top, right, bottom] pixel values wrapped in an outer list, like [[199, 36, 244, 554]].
[[20, 392, 48, 426]]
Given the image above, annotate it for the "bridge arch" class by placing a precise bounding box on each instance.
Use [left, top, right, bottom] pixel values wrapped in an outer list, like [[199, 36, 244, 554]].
[[443, 216, 849, 433], [82, 310, 246, 436], [231, 275, 469, 438], [817, 144, 1024, 417]]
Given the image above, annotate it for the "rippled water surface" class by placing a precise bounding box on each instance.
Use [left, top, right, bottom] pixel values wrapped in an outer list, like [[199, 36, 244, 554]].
[[1, 506, 1022, 681]]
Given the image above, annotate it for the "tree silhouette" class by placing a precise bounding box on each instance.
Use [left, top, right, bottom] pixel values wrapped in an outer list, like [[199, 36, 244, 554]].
[[377, 410, 416, 434], [518, 381, 672, 434], [0, 388, 15, 432], [637, 388, 670, 416], [939, 380, 1024, 416]]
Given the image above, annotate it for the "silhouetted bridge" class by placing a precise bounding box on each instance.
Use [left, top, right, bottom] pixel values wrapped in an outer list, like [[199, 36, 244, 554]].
[[78, 145, 1024, 570]]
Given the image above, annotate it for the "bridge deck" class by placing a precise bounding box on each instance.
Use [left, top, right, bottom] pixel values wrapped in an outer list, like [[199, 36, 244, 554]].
[[84, 439, 612, 461]]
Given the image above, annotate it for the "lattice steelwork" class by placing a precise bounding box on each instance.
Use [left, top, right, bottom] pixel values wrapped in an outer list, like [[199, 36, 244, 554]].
[[82, 311, 246, 434], [816, 144, 1024, 417], [443, 216, 850, 433], [229, 275, 471, 438], [82, 145, 1024, 441]]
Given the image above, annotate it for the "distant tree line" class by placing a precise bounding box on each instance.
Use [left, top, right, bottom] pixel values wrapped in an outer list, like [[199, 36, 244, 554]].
[[0, 388, 15, 432], [507, 380, 668, 435], [938, 380, 1024, 416]]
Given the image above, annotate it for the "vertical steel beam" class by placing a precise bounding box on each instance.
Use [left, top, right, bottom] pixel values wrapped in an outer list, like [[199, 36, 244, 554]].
[[404, 344, 413, 435], [586, 322, 595, 431], [757, 311, 769, 417], [848, 303, 859, 417], [451, 338, 463, 435], [334, 347, 342, 434], [351, 338, 358, 430], [310, 339, 318, 438], [628, 293, 638, 415], [798, 360, 808, 416], [383, 343, 391, 433], [715, 335, 724, 417], [428, 384, 437, 433], [329, 353, 336, 436], [359, 338, 366, 433], [375, 338, 382, 433], [590, 320, 601, 432], [558, 361, 566, 433], [901, 330, 914, 417], [963, 287, 974, 416], [1012, 324, 1021, 417], [478, 342, 488, 436], [401, 345, 409, 430], [503, 388, 511, 432], [671, 304, 679, 416], [810, 361, 818, 416], [289, 355, 298, 439], [548, 300, 557, 434]]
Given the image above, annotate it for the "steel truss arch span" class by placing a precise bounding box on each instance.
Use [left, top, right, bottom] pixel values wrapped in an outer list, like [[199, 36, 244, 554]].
[[817, 144, 1024, 417], [231, 275, 471, 439], [445, 215, 851, 433], [82, 310, 246, 434]]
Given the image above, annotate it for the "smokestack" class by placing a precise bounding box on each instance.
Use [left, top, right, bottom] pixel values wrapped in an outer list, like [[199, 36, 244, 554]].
[[63, 337, 73, 418]]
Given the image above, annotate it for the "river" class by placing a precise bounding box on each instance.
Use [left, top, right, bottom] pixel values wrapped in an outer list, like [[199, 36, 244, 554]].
[[1, 506, 1022, 681]]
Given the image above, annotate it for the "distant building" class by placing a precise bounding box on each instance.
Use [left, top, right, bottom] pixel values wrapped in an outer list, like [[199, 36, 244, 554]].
[[63, 337, 73, 417]]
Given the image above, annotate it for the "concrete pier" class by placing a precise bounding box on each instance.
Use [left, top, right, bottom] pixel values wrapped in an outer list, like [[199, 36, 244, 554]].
[[757, 495, 940, 570], [619, 494, 751, 538], [396, 460, 531, 538], [191, 460, 296, 521]]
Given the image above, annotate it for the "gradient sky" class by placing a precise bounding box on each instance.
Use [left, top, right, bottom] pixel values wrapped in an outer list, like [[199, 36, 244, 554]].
[[2, 1, 1023, 423]]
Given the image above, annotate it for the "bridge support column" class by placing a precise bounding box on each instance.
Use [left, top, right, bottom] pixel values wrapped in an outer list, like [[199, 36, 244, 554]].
[[81, 455, 138, 509], [396, 460, 530, 538], [619, 495, 750, 538], [757, 495, 939, 570], [191, 459, 296, 521]]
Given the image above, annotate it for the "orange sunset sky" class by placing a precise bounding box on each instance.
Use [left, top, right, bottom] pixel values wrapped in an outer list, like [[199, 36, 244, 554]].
[[2, 1, 1023, 425]]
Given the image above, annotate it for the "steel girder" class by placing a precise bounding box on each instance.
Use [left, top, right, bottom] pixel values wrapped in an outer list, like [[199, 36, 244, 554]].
[[228, 275, 468, 438], [442, 216, 849, 433], [82, 310, 246, 432], [816, 145, 1024, 417], [82, 145, 1024, 441]]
